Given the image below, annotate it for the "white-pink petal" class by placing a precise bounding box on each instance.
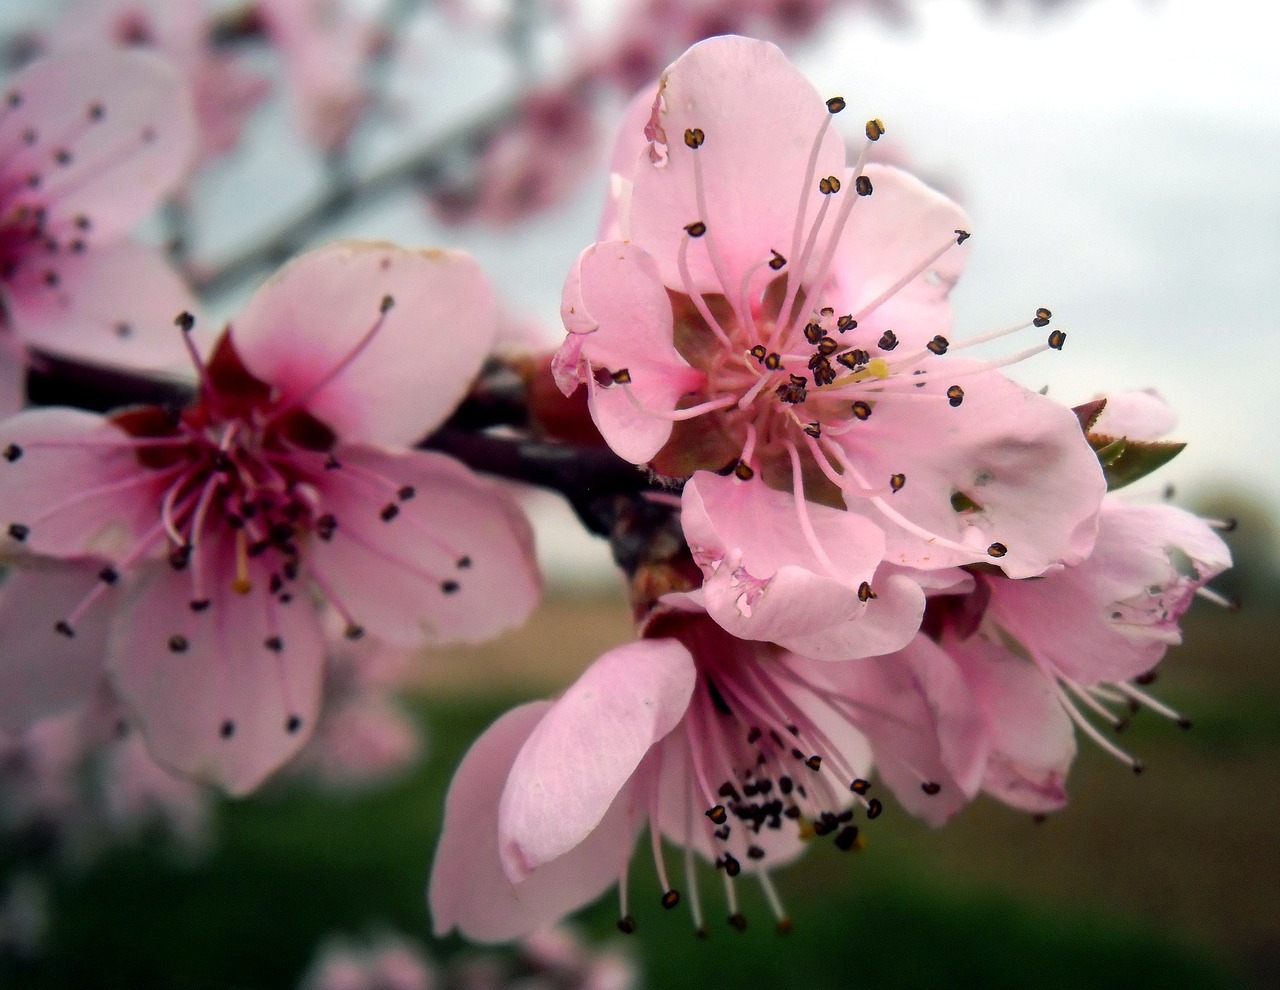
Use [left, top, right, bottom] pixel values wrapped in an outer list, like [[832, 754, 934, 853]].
[[498, 639, 695, 881]]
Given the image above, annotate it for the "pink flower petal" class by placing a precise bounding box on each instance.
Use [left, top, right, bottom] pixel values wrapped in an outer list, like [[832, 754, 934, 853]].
[[945, 631, 1076, 813], [6, 240, 200, 371], [107, 543, 325, 795], [837, 365, 1105, 577], [307, 446, 540, 647], [498, 639, 695, 881], [231, 242, 498, 448], [558, 241, 704, 463], [0, 49, 196, 244], [1090, 389, 1177, 440], [989, 501, 1231, 685], [0, 562, 112, 731], [430, 702, 639, 943], [0, 408, 165, 561], [628, 36, 845, 297]]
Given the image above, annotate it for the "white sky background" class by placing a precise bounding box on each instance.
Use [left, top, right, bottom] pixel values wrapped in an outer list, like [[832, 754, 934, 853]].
[[4, 0, 1277, 583]]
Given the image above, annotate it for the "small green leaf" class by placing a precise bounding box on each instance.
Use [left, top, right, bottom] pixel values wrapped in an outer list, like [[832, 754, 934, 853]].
[[1087, 432, 1185, 490]]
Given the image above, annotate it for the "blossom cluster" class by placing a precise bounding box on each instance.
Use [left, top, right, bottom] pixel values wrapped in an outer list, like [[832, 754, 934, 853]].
[[0, 7, 1232, 963]]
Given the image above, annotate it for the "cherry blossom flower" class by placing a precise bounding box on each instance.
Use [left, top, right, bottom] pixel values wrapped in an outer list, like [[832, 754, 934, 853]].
[[44, 0, 271, 163], [430, 599, 990, 939], [0, 240, 541, 793], [555, 35, 1105, 658], [0, 49, 199, 396]]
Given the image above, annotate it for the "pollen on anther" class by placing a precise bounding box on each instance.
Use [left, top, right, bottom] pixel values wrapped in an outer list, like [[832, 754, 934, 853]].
[[662, 890, 681, 909], [947, 385, 965, 407], [921, 781, 942, 795], [764, 352, 783, 370], [878, 329, 899, 351], [890, 473, 905, 492], [826, 96, 846, 114], [379, 294, 395, 314], [818, 175, 841, 195], [684, 127, 705, 149], [706, 804, 728, 824], [850, 401, 872, 421], [749, 344, 767, 362], [857, 582, 876, 602], [987, 542, 1008, 558], [855, 175, 873, 196], [927, 335, 949, 355], [768, 250, 787, 270], [684, 220, 707, 237], [837, 314, 857, 333], [379, 503, 400, 522], [954, 229, 971, 245], [866, 798, 884, 819], [803, 423, 821, 439], [835, 825, 861, 851], [850, 778, 870, 794], [734, 461, 754, 481], [1033, 307, 1052, 327], [611, 368, 632, 384], [2, 444, 22, 462], [865, 118, 886, 141], [1048, 329, 1067, 350], [805, 754, 822, 771], [174, 311, 196, 332]]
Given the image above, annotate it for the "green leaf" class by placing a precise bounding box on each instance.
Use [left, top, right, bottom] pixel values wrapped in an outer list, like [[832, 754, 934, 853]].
[[1087, 433, 1185, 490]]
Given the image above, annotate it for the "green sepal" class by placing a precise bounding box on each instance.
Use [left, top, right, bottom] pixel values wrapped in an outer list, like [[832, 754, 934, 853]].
[[1072, 397, 1108, 433], [1087, 432, 1185, 490]]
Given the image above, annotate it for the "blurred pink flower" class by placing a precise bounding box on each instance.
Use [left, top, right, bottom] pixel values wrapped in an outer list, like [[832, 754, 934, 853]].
[[430, 600, 988, 939], [0, 50, 198, 381], [0, 241, 541, 793]]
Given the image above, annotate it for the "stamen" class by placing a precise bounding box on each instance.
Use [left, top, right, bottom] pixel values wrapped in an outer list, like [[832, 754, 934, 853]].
[[1195, 586, 1240, 611], [1052, 681, 1143, 772], [1117, 682, 1192, 728], [852, 231, 969, 324], [756, 869, 792, 933], [677, 229, 735, 350], [784, 440, 842, 579]]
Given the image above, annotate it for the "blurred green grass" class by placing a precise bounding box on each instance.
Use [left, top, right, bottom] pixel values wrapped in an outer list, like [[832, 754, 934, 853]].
[[3, 599, 1274, 990]]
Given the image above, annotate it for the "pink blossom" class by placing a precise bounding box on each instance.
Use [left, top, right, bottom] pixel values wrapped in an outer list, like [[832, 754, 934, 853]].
[[44, 0, 271, 162], [0, 50, 199, 377], [430, 601, 987, 939], [556, 36, 1105, 658], [300, 934, 436, 990], [0, 241, 541, 793]]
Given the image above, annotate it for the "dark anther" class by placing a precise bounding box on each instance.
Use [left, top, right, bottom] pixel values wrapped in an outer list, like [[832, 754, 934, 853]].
[[855, 175, 873, 196], [954, 229, 971, 244], [947, 385, 965, 407], [890, 473, 906, 492], [264, 635, 284, 652], [734, 461, 755, 481], [87, 101, 105, 121], [837, 314, 857, 332], [286, 715, 303, 733], [987, 542, 1008, 558], [316, 513, 337, 540], [324, 455, 341, 470], [457, 555, 472, 569], [441, 580, 460, 595], [803, 423, 822, 439], [837, 348, 869, 371], [865, 118, 886, 141], [8, 522, 30, 541], [1033, 307, 1052, 327], [810, 357, 836, 386], [662, 890, 681, 909], [617, 914, 637, 934], [706, 805, 728, 825], [5, 91, 20, 107], [1132, 762, 1146, 776], [1048, 329, 1066, 350], [684, 127, 705, 149], [190, 599, 211, 613], [345, 624, 365, 641], [169, 544, 192, 570], [728, 913, 748, 932], [1177, 717, 1193, 731], [775, 374, 808, 405], [268, 574, 284, 594], [684, 220, 707, 237], [98, 566, 119, 585], [396, 485, 416, 501], [220, 720, 236, 739], [168, 634, 189, 653], [610, 368, 632, 385], [720, 854, 741, 877], [850, 778, 870, 794], [213, 452, 234, 473], [54, 620, 75, 638], [719, 780, 741, 800], [769, 250, 787, 270], [379, 503, 400, 522], [747, 845, 765, 860], [921, 781, 942, 795], [776, 919, 794, 935], [174, 311, 196, 333], [826, 96, 846, 114], [867, 798, 884, 819], [379, 294, 395, 314], [857, 582, 876, 603], [803, 321, 824, 344], [714, 825, 731, 840], [851, 400, 872, 421], [818, 175, 841, 195], [764, 352, 782, 370], [805, 755, 822, 771], [1135, 670, 1158, 686], [927, 335, 949, 355], [817, 336, 839, 356], [835, 825, 861, 851], [878, 329, 899, 350], [2, 443, 21, 462], [42, 270, 59, 287], [54, 148, 72, 166], [750, 344, 767, 362]]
